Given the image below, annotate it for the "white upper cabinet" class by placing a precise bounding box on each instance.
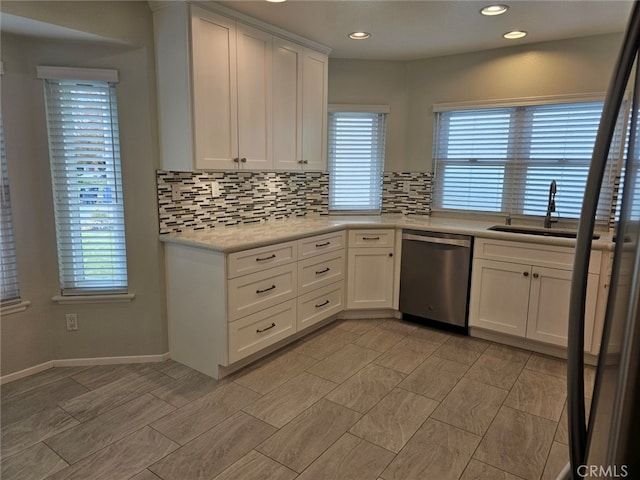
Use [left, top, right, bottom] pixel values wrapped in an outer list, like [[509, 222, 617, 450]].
[[152, 2, 330, 172]]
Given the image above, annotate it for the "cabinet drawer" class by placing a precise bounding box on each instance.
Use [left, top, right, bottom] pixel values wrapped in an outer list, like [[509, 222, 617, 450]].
[[298, 231, 345, 259], [474, 238, 601, 274], [298, 251, 345, 295], [228, 264, 297, 321], [349, 229, 395, 248], [228, 241, 297, 279], [228, 299, 297, 363], [297, 281, 344, 331]]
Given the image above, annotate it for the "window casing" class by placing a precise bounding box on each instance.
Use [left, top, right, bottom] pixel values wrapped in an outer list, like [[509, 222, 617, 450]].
[[0, 114, 20, 305], [432, 99, 627, 223], [328, 110, 387, 213], [40, 68, 128, 295]]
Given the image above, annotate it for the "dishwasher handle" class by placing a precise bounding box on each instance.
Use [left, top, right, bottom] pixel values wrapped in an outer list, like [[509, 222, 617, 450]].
[[402, 233, 471, 248]]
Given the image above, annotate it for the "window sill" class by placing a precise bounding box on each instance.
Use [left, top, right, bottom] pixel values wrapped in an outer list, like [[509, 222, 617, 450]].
[[1, 300, 32, 316], [51, 293, 136, 305]]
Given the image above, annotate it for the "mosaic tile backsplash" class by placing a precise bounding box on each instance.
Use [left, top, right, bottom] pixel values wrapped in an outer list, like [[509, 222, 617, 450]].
[[157, 170, 432, 234]]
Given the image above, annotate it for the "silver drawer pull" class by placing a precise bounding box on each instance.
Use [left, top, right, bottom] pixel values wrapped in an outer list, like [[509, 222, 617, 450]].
[[362, 236, 380, 240], [256, 322, 276, 333], [256, 285, 276, 294], [315, 267, 330, 275], [315, 241, 331, 247], [256, 254, 276, 262], [315, 300, 330, 308]]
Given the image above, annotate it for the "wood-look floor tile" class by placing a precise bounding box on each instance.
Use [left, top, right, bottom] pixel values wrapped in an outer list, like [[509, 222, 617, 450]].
[[349, 388, 438, 453], [2, 378, 89, 426], [70, 365, 136, 390], [555, 396, 591, 445], [335, 319, 382, 335], [243, 372, 336, 428], [432, 378, 508, 435], [410, 326, 451, 345], [433, 336, 490, 365], [58, 370, 171, 422], [297, 433, 394, 480], [460, 460, 524, 480], [325, 364, 404, 413], [381, 418, 481, 480], [130, 470, 162, 480], [45, 394, 174, 464], [150, 370, 222, 408], [464, 344, 530, 390], [1, 406, 79, 458], [542, 441, 569, 480], [504, 369, 566, 421], [234, 350, 318, 395], [0, 442, 67, 480], [305, 344, 380, 384], [473, 406, 556, 480], [1, 367, 87, 401], [152, 382, 261, 445], [293, 325, 360, 360], [256, 399, 362, 473], [150, 412, 275, 480], [46, 427, 178, 480], [353, 327, 406, 353], [152, 360, 196, 379], [398, 355, 469, 401], [373, 337, 438, 374], [211, 450, 297, 480], [377, 319, 419, 336], [525, 354, 567, 379]]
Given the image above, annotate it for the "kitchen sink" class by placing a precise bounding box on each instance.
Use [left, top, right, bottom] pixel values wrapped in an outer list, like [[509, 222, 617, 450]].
[[488, 225, 601, 240]]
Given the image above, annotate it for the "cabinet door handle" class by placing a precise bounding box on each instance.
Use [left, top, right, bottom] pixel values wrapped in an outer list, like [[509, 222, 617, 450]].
[[315, 267, 330, 275], [233, 157, 240, 163], [315, 241, 330, 247], [302, 160, 308, 164], [256, 322, 276, 333], [523, 271, 529, 277], [298, 160, 304, 164], [533, 273, 539, 279], [315, 300, 330, 308], [255, 254, 276, 262], [256, 285, 276, 294], [240, 157, 247, 163], [362, 236, 380, 240]]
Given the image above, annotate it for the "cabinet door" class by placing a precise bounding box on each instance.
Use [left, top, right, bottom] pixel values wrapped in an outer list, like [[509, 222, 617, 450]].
[[347, 247, 394, 309], [272, 39, 302, 170], [236, 23, 272, 169], [527, 267, 598, 349], [191, 8, 238, 170], [301, 49, 328, 171], [468, 259, 530, 337]]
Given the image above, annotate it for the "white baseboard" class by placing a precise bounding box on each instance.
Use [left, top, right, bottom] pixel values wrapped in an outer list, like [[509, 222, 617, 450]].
[[1, 352, 171, 385], [338, 309, 400, 320]]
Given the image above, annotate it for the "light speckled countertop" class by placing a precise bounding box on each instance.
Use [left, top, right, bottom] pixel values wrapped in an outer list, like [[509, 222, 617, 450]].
[[160, 215, 615, 253]]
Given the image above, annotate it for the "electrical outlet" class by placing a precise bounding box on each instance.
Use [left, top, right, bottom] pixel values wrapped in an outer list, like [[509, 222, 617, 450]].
[[211, 181, 220, 198], [66, 313, 78, 331], [171, 184, 181, 201]]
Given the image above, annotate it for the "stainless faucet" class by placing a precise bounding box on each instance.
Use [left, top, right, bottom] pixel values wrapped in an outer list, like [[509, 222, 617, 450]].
[[544, 180, 558, 228]]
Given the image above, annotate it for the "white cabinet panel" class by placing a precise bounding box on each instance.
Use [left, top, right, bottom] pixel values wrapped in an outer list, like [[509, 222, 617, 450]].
[[298, 251, 345, 295], [298, 231, 345, 259], [348, 229, 395, 248], [297, 281, 344, 331], [301, 49, 328, 171], [347, 247, 395, 309], [227, 241, 297, 279]]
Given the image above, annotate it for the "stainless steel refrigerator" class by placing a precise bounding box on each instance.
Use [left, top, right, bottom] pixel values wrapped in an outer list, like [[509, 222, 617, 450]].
[[562, 1, 640, 478]]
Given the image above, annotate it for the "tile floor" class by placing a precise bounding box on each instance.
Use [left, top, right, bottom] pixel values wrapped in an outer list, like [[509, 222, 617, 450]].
[[0, 318, 595, 480]]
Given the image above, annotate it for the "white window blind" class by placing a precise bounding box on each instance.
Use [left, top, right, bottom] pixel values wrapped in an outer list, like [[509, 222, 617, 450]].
[[42, 76, 128, 295], [328, 111, 386, 212], [433, 100, 626, 223], [0, 114, 20, 305]]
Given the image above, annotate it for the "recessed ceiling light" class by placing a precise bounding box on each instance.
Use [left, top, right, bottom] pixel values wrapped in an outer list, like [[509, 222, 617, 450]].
[[265, 0, 287, 3], [503, 30, 527, 39], [480, 4, 509, 16], [349, 31, 371, 40]]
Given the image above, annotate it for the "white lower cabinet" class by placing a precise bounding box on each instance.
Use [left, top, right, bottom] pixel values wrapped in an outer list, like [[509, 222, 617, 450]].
[[469, 238, 601, 350], [297, 281, 344, 331]]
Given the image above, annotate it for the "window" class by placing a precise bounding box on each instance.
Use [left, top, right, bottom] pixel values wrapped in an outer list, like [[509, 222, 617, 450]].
[[433, 99, 626, 223], [328, 108, 388, 212], [39, 67, 128, 295], [0, 114, 20, 305]]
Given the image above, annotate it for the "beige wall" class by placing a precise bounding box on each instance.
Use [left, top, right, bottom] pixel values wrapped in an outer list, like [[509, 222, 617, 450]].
[[0, 1, 166, 375], [329, 32, 624, 172]]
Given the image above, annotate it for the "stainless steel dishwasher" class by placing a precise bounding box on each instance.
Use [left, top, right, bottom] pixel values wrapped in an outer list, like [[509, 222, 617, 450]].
[[399, 230, 473, 332]]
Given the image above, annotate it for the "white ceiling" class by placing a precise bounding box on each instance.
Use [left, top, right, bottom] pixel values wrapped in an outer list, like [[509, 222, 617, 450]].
[[216, 0, 634, 60]]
